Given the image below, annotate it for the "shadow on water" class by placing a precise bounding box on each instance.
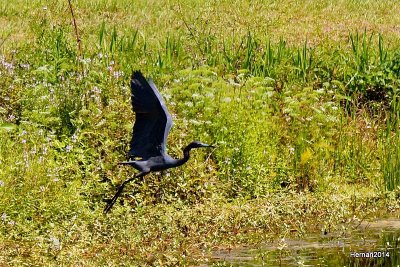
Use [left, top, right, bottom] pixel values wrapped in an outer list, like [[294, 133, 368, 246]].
[[202, 218, 400, 267]]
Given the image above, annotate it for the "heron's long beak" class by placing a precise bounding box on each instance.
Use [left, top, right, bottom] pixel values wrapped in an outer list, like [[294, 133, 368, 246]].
[[203, 144, 216, 149], [201, 143, 215, 148]]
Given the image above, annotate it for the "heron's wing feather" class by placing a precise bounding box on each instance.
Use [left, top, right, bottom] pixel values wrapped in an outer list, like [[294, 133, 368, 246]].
[[147, 78, 173, 153], [128, 71, 172, 159]]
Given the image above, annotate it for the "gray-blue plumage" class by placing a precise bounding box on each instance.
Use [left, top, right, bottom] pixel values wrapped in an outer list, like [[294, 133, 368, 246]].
[[104, 71, 213, 213], [128, 71, 172, 159]]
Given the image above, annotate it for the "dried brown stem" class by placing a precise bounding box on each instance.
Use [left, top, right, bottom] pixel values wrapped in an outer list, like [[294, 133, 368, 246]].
[[67, 0, 82, 58]]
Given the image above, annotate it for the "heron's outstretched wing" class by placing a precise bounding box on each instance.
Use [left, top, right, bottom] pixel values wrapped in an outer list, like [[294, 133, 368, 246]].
[[128, 71, 172, 159]]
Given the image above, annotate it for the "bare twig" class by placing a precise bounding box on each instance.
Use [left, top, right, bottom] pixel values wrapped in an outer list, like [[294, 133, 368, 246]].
[[67, 0, 82, 58], [175, 3, 204, 56]]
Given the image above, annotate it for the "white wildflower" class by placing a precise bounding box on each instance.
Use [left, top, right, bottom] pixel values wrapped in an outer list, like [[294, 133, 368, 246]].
[[65, 145, 72, 152], [49, 236, 61, 250], [113, 71, 124, 79], [223, 97, 232, 103]]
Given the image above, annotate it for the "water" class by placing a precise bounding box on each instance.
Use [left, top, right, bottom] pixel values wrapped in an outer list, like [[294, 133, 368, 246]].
[[205, 218, 400, 266]]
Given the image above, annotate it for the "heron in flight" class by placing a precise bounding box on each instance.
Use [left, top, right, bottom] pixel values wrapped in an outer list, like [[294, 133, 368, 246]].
[[104, 71, 213, 213]]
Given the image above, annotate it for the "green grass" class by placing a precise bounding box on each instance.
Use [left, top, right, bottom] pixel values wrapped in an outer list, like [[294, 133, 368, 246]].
[[1, 0, 400, 265]]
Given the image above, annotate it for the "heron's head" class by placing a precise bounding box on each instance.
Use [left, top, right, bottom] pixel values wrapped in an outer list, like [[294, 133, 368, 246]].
[[188, 141, 214, 149]]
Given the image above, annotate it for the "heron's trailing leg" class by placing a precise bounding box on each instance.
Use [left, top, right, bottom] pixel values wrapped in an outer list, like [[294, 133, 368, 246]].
[[104, 172, 146, 213]]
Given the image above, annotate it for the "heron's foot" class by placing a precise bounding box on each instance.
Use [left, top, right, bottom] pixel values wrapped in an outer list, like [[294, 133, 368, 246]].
[[104, 187, 123, 213], [103, 173, 147, 214], [104, 196, 118, 213]]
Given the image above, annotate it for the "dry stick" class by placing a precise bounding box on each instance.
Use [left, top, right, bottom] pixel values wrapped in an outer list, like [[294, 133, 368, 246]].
[[67, 0, 82, 58], [175, 3, 204, 56]]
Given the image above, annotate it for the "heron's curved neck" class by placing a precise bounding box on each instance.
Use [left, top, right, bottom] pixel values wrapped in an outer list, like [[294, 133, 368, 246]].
[[175, 145, 193, 167]]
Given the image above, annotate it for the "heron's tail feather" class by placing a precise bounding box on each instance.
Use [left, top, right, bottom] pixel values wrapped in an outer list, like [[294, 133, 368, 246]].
[[118, 161, 145, 172]]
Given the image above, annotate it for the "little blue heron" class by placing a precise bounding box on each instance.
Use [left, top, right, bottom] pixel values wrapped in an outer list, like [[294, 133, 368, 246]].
[[104, 71, 213, 213]]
